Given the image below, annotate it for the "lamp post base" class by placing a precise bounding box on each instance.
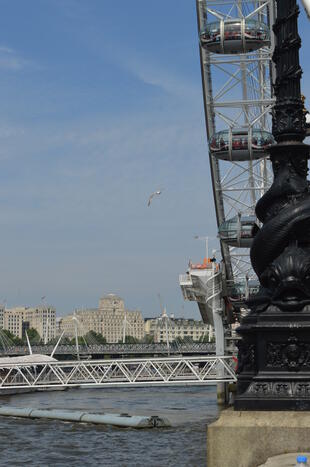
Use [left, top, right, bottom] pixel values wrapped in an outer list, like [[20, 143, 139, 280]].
[[235, 305, 310, 411]]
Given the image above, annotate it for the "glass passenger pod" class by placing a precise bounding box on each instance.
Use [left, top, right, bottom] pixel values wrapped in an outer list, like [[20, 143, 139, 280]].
[[228, 279, 259, 302], [209, 129, 274, 161], [218, 214, 257, 248], [200, 19, 270, 54]]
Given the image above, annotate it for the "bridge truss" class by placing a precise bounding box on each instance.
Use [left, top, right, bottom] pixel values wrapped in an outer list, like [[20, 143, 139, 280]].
[[0, 356, 236, 390]]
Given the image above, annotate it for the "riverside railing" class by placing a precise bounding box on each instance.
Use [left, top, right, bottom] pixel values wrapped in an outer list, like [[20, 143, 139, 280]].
[[0, 342, 217, 357]]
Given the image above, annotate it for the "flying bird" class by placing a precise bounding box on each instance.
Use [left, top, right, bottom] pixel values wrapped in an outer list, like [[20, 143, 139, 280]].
[[147, 190, 162, 207]]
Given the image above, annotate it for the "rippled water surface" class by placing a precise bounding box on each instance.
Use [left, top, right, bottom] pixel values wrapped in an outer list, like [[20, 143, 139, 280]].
[[0, 386, 218, 466]]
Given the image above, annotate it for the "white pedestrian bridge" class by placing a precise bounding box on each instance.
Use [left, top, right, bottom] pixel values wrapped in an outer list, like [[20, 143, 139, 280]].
[[0, 355, 237, 390]]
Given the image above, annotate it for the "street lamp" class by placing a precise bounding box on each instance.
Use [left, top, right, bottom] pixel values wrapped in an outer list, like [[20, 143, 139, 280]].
[[235, 0, 310, 410]]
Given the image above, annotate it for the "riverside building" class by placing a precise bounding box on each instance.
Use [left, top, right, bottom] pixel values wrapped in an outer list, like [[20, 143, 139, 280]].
[[59, 294, 145, 343], [144, 316, 212, 343], [0, 305, 4, 329], [3, 306, 56, 341]]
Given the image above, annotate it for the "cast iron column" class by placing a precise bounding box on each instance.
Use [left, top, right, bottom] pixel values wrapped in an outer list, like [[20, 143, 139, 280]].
[[235, 0, 310, 410], [273, 0, 305, 143]]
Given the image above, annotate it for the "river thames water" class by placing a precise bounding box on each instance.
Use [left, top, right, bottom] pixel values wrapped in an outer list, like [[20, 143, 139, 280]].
[[0, 385, 218, 466]]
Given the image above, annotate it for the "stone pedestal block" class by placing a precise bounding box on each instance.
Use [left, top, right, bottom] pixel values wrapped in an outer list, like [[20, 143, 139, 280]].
[[259, 452, 310, 466], [235, 305, 310, 410], [207, 408, 310, 467]]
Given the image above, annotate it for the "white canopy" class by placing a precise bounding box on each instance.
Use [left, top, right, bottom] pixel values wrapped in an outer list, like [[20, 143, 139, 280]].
[[0, 354, 57, 367]]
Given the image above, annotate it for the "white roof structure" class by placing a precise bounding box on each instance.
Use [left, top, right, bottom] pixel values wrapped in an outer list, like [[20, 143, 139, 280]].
[[0, 354, 57, 367]]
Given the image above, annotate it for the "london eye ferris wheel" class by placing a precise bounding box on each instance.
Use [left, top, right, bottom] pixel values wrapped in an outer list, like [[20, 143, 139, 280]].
[[180, 0, 276, 341], [180, 0, 310, 338]]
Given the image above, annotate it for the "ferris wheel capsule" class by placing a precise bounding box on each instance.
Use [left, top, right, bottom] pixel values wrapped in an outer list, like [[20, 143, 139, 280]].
[[200, 19, 270, 54], [209, 129, 275, 161], [218, 214, 257, 248]]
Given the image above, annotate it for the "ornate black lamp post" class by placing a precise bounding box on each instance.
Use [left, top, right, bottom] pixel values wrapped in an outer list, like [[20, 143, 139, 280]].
[[235, 0, 310, 410]]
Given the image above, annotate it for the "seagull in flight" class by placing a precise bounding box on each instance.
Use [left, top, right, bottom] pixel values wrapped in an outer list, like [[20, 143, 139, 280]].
[[147, 190, 162, 207]]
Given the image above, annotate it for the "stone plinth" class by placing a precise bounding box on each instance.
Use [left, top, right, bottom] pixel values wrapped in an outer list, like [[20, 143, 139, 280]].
[[259, 452, 310, 466], [235, 305, 310, 411], [207, 408, 310, 467]]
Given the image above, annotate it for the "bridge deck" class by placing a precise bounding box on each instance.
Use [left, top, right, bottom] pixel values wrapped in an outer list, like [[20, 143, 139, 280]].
[[0, 343, 217, 357]]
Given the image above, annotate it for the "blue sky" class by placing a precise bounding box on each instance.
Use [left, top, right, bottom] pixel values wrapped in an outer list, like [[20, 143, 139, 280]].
[[0, 1, 309, 318]]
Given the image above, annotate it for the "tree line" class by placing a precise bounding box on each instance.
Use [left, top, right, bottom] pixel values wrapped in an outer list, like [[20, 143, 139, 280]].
[[1, 329, 213, 347]]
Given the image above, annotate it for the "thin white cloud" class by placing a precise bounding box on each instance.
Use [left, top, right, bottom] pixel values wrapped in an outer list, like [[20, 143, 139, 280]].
[[48, 2, 201, 103], [117, 51, 201, 103], [86, 31, 201, 104], [0, 109, 209, 223], [0, 45, 30, 71], [125, 56, 200, 100], [0, 46, 14, 54]]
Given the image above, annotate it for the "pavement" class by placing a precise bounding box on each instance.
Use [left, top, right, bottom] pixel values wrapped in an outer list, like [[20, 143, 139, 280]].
[[259, 453, 310, 466]]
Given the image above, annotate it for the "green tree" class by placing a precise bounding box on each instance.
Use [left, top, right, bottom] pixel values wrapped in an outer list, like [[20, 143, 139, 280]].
[[198, 334, 215, 343], [2, 329, 16, 342], [61, 336, 72, 345], [24, 328, 41, 344], [118, 335, 140, 344], [84, 331, 106, 344], [70, 336, 86, 345], [172, 337, 184, 344], [48, 335, 72, 345], [142, 334, 155, 344], [1, 329, 23, 346]]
